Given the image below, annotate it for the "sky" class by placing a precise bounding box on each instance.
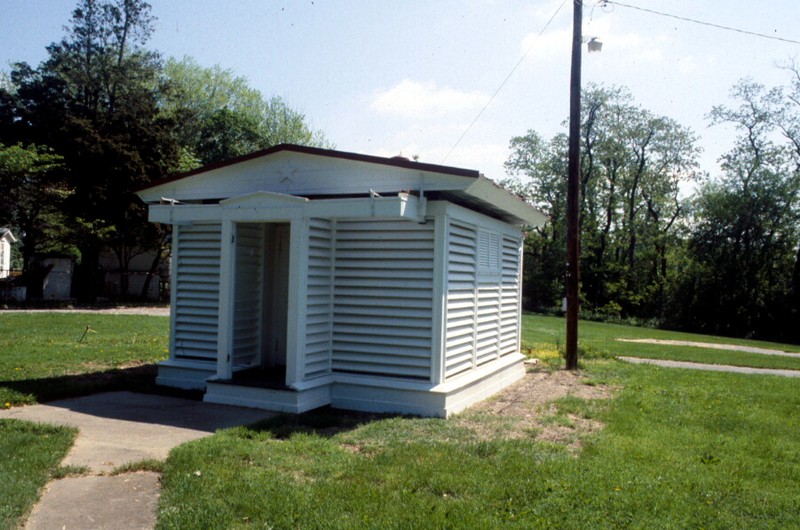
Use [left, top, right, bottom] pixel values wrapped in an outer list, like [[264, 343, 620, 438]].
[[2, 0, 800, 184]]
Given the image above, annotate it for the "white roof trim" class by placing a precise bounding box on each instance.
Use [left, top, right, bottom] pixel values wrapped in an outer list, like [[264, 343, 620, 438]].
[[220, 190, 309, 208], [464, 177, 547, 227], [148, 193, 427, 224]]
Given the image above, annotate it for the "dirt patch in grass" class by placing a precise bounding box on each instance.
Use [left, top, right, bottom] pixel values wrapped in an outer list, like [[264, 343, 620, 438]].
[[456, 369, 614, 450], [247, 368, 615, 454]]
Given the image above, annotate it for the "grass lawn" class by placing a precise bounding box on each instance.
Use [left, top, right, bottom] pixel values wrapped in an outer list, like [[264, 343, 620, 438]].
[[1, 311, 798, 528], [0, 312, 169, 406], [0, 420, 76, 530], [157, 360, 800, 528], [522, 313, 800, 371]]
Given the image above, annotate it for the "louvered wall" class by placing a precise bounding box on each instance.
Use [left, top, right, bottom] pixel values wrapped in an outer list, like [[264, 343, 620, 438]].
[[304, 218, 334, 379], [443, 221, 478, 377], [331, 220, 434, 380], [173, 222, 222, 361], [499, 235, 522, 355], [444, 219, 523, 380], [232, 223, 265, 368]]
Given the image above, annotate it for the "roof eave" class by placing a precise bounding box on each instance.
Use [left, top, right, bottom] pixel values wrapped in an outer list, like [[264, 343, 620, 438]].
[[134, 143, 481, 195], [463, 176, 547, 227]]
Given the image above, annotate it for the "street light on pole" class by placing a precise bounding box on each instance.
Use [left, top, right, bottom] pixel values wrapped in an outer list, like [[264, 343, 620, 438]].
[[565, 0, 583, 371]]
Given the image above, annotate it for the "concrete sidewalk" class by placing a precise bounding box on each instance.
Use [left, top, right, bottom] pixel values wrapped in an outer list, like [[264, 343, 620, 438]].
[[0, 391, 275, 529], [618, 356, 800, 377]]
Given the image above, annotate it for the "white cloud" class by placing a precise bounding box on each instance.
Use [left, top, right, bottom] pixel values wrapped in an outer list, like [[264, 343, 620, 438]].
[[520, 26, 571, 62], [371, 79, 489, 120]]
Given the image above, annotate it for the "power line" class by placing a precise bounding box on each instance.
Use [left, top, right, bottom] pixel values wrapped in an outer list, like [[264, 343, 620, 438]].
[[441, 0, 569, 164], [605, 0, 800, 46]]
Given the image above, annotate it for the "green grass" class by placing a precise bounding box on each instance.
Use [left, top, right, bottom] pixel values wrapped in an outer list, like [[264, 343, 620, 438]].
[[0, 420, 77, 530], [111, 459, 166, 475], [1, 312, 799, 527], [157, 360, 800, 528], [0, 313, 169, 405], [522, 313, 800, 371]]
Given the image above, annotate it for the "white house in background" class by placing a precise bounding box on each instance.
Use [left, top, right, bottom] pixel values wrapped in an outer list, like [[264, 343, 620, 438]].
[[135, 144, 546, 417], [0, 228, 16, 278]]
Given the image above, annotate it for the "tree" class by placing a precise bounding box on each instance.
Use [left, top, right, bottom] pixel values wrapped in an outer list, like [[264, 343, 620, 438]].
[[2, 0, 181, 301], [160, 56, 331, 166], [503, 132, 568, 310], [0, 143, 68, 273], [505, 85, 700, 320], [675, 79, 800, 340]]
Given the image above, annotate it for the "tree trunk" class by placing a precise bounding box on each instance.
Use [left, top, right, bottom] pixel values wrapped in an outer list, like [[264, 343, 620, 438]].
[[793, 243, 800, 303], [75, 244, 100, 303], [140, 245, 164, 301]]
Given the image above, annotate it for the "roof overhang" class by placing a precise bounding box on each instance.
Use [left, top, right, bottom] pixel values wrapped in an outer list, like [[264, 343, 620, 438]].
[[149, 191, 428, 224], [136, 144, 545, 228], [458, 176, 547, 227]]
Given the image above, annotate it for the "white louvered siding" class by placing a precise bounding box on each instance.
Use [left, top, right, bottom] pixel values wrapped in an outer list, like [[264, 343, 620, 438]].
[[475, 285, 502, 365], [477, 230, 501, 273], [444, 220, 524, 379], [444, 221, 478, 377], [499, 235, 523, 355], [304, 218, 334, 379], [173, 222, 222, 361], [331, 220, 434, 380], [232, 223, 265, 368]]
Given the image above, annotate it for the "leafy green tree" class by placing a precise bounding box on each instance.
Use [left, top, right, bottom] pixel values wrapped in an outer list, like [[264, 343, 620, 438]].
[[505, 85, 700, 319], [503, 132, 568, 310], [0, 143, 68, 272], [675, 79, 800, 340], [160, 56, 331, 166], [1, 0, 180, 301]]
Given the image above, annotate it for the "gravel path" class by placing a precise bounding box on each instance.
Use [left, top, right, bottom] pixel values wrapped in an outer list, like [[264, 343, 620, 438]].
[[1, 306, 170, 316], [618, 356, 800, 377], [616, 338, 800, 358]]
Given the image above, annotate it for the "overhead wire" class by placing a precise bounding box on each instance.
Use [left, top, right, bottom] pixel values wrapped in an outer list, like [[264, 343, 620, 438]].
[[604, 0, 800, 46], [442, 0, 799, 167], [441, 0, 569, 164]]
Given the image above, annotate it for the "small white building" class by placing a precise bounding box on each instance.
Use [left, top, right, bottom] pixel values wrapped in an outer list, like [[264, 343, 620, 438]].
[[136, 145, 545, 417], [0, 228, 16, 278]]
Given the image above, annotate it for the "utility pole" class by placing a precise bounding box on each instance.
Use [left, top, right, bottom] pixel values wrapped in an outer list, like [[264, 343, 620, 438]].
[[565, 0, 582, 371]]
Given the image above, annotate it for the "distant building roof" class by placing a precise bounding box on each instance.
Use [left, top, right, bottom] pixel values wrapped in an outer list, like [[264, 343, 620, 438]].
[[0, 228, 17, 243]]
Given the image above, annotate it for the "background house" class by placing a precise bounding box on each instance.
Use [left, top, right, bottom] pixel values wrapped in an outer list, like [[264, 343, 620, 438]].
[[0, 228, 15, 279], [98, 248, 167, 301], [136, 145, 545, 417]]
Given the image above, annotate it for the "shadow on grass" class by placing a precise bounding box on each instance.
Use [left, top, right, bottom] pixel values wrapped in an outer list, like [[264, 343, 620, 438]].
[[0, 364, 203, 404], [243, 407, 410, 440]]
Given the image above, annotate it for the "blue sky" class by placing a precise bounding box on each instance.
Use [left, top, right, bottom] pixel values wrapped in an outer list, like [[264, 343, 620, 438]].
[[2, 1, 799, 182]]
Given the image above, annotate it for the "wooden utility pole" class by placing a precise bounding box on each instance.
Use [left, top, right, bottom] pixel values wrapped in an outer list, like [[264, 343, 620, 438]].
[[566, 0, 582, 370]]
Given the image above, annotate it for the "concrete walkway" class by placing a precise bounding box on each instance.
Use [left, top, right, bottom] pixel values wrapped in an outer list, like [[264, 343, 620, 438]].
[[618, 356, 800, 377], [0, 391, 275, 529]]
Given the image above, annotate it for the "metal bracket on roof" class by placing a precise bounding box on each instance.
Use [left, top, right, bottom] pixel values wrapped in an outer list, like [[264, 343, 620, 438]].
[[369, 189, 382, 216]]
